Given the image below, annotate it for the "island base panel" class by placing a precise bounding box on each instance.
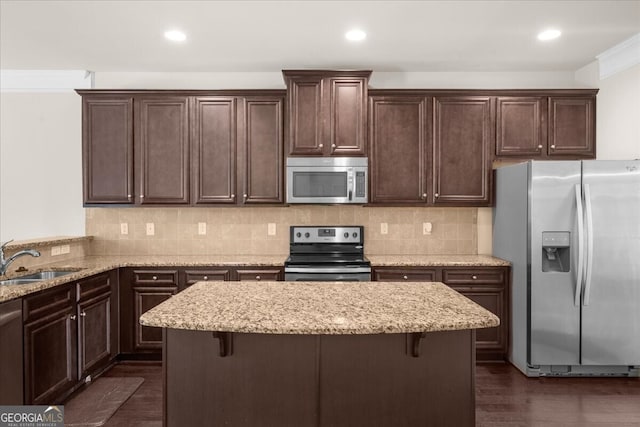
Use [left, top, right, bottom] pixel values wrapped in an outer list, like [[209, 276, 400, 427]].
[[164, 329, 475, 427]]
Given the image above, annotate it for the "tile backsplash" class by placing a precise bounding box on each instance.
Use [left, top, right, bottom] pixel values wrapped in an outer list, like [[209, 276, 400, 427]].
[[86, 206, 477, 256]]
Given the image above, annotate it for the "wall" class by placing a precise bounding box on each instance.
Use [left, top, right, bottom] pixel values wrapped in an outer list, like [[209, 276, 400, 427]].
[[0, 92, 84, 242], [86, 206, 477, 256]]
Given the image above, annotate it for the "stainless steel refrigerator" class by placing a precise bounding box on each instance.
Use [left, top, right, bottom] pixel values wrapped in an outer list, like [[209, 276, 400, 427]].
[[493, 160, 640, 377]]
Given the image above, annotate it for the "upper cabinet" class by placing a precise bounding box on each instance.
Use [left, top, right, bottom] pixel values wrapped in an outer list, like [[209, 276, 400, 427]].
[[432, 96, 493, 206], [135, 97, 190, 204], [82, 96, 134, 204], [79, 90, 285, 206], [495, 91, 597, 159], [283, 70, 371, 156]]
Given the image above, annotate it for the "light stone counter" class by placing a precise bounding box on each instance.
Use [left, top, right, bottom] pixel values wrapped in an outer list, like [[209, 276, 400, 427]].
[[367, 254, 510, 267], [139, 281, 499, 334]]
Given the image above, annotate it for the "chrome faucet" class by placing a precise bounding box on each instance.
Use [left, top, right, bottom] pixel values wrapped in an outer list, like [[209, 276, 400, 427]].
[[0, 240, 41, 276]]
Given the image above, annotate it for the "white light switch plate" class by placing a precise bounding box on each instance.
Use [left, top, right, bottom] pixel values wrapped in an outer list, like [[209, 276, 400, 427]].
[[380, 223, 388, 235], [146, 223, 155, 236], [268, 223, 276, 236], [198, 222, 207, 235], [51, 246, 61, 256], [423, 222, 433, 235], [60, 244, 70, 254], [120, 223, 129, 235]]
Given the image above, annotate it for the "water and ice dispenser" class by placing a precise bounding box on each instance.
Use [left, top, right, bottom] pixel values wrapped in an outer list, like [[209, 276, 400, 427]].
[[541, 231, 571, 272]]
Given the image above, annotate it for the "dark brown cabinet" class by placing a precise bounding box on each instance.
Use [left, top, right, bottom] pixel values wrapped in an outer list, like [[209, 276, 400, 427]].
[[371, 265, 510, 361], [433, 96, 493, 206], [441, 267, 509, 361], [23, 284, 78, 405], [369, 95, 431, 204], [548, 96, 595, 157], [131, 269, 178, 351], [496, 96, 547, 157], [135, 97, 190, 204], [81, 96, 134, 204], [283, 70, 371, 156]]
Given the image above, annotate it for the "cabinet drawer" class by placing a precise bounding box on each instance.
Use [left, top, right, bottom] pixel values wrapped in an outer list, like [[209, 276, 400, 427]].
[[77, 273, 111, 302], [133, 270, 178, 286], [373, 268, 438, 282], [442, 269, 504, 285], [236, 269, 282, 281], [184, 269, 232, 286], [23, 283, 75, 322]]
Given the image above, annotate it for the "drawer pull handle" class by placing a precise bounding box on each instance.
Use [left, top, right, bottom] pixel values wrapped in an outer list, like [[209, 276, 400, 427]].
[[472, 275, 478, 280], [403, 275, 408, 280], [203, 276, 208, 281], [256, 275, 261, 280], [70, 315, 77, 321], [152, 276, 158, 280]]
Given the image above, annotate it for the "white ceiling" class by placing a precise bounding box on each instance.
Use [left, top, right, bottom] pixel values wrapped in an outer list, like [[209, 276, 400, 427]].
[[1, 0, 639, 73]]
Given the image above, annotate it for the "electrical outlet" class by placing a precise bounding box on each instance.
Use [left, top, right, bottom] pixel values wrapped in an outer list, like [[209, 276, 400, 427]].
[[120, 223, 129, 235], [60, 244, 70, 254], [268, 223, 276, 236], [198, 222, 207, 235], [51, 246, 61, 256], [380, 223, 388, 235], [423, 222, 433, 235], [146, 223, 155, 236]]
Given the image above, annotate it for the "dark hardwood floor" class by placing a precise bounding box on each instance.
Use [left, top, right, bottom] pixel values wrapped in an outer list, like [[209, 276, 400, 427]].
[[94, 361, 640, 426]]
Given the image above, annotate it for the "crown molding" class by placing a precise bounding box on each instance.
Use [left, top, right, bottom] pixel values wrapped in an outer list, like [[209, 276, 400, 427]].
[[0, 70, 94, 92], [596, 33, 640, 80]]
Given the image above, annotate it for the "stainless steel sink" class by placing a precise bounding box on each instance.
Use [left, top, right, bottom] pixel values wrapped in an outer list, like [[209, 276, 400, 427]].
[[0, 270, 78, 286]]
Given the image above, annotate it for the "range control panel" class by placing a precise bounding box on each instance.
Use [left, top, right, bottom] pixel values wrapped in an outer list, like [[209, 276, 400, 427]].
[[290, 226, 364, 244]]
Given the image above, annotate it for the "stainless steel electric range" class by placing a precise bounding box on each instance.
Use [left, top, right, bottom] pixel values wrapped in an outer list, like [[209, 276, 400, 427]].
[[284, 226, 371, 281]]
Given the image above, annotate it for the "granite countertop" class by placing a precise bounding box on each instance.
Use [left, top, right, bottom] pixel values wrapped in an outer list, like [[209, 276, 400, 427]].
[[139, 281, 500, 334], [367, 255, 510, 267]]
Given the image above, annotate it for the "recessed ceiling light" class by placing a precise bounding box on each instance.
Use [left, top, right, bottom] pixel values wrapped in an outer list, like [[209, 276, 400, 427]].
[[345, 29, 366, 42], [537, 29, 561, 41], [164, 30, 187, 42]]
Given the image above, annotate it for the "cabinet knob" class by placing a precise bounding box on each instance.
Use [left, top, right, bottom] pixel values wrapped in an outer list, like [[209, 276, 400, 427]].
[[127, 194, 132, 198], [256, 275, 261, 281], [80, 311, 86, 317], [422, 193, 427, 199], [403, 275, 408, 280], [140, 194, 144, 199], [472, 275, 478, 280], [551, 145, 556, 149], [331, 144, 336, 148], [231, 194, 235, 198], [537, 145, 543, 149], [152, 276, 158, 280], [318, 144, 324, 148], [203, 276, 208, 281], [243, 193, 248, 199], [434, 193, 439, 198], [70, 314, 77, 320]]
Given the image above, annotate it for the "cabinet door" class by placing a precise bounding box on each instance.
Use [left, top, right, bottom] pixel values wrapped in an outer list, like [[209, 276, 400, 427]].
[[433, 96, 493, 206], [192, 97, 237, 204], [236, 268, 282, 281], [24, 307, 77, 404], [133, 286, 177, 350], [327, 77, 368, 156], [240, 96, 284, 204], [373, 268, 438, 282], [548, 96, 595, 157], [136, 97, 190, 204], [496, 97, 546, 157], [286, 76, 324, 155], [82, 97, 134, 204], [78, 292, 112, 378], [369, 96, 429, 204]]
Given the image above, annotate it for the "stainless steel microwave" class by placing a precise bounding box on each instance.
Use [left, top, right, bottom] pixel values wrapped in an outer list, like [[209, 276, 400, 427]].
[[286, 157, 368, 204]]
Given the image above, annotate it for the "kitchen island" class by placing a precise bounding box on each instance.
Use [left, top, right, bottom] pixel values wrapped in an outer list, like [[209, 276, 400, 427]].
[[140, 280, 499, 427]]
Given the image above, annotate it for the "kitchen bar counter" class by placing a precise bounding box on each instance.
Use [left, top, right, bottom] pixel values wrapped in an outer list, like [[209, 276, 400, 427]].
[[140, 280, 499, 334]]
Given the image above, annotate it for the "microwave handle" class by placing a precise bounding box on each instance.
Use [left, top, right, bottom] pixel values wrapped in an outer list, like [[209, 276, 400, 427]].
[[349, 190, 353, 201]]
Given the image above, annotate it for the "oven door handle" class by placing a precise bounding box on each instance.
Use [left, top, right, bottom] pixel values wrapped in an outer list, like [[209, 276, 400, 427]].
[[284, 267, 372, 274]]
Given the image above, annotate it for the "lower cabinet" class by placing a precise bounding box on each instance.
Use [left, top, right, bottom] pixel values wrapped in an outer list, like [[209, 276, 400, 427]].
[[236, 268, 282, 281], [22, 272, 118, 404], [372, 265, 510, 361]]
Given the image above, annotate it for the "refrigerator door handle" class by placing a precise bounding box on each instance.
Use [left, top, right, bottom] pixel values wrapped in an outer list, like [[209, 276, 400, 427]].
[[574, 184, 584, 306], [583, 184, 595, 305]]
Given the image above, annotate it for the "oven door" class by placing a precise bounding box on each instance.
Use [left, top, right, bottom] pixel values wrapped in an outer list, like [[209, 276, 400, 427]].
[[285, 272, 372, 282]]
